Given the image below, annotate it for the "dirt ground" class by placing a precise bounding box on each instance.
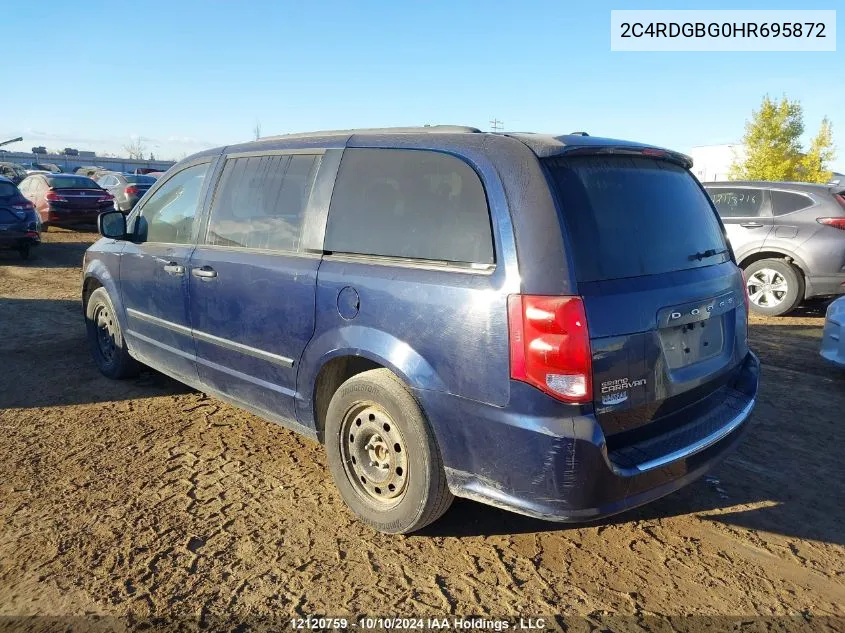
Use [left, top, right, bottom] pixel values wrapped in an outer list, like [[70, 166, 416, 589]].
[[0, 229, 843, 628]]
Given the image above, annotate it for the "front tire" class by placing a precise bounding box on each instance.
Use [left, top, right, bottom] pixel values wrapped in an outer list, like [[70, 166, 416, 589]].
[[85, 287, 140, 379], [324, 369, 453, 534], [743, 258, 804, 317]]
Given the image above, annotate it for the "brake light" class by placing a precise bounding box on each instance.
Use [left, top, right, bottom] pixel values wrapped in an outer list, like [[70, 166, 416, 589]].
[[508, 295, 592, 403], [816, 217, 845, 230], [25, 231, 38, 238], [741, 270, 750, 324], [834, 193, 845, 211], [125, 186, 139, 195], [45, 190, 66, 202], [641, 148, 668, 158], [99, 191, 114, 201]]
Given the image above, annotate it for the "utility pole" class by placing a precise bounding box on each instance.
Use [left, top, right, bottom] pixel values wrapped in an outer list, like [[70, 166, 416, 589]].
[[489, 118, 503, 133], [253, 121, 261, 141]]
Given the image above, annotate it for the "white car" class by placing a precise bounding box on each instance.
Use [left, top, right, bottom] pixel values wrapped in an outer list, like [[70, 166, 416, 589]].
[[820, 296, 845, 367]]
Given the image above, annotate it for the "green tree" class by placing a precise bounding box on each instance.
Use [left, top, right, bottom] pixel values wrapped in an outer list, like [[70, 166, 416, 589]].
[[799, 117, 835, 183], [730, 95, 836, 183]]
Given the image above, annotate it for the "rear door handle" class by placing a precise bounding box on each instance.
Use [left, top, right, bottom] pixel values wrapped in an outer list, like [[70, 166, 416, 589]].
[[192, 266, 218, 279], [740, 222, 764, 228], [162, 262, 184, 275]]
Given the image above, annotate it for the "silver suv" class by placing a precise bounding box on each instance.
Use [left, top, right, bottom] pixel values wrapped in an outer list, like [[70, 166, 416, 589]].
[[705, 181, 845, 316]]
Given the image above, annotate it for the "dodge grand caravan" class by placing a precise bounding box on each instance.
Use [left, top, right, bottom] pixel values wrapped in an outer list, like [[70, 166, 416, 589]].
[[83, 126, 760, 534]]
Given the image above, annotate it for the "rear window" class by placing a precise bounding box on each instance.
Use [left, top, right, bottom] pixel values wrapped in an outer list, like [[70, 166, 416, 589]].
[[47, 176, 99, 189], [771, 190, 814, 215], [545, 156, 728, 283], [0, 182, 18, 197], [125, 175, 156, 184], [325, 148, 494, 264]]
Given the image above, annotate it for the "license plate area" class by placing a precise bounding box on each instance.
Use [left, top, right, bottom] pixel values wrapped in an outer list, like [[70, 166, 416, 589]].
[[660, 316, 724, 369]]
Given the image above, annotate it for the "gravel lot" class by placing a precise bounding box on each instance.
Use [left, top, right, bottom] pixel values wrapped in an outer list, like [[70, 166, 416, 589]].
[[0, 230, 843, 628]]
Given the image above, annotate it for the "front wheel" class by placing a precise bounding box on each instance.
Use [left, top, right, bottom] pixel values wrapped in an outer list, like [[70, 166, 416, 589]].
[[324, 369, 453, 534], [743, 259, 804, 317], [85, 287, 140, 379]]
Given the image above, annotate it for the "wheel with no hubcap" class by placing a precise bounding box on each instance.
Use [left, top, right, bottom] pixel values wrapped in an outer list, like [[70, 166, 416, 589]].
[[85, 287, 140, 379], [325, 368, 453, 534], [743, 259, 803, 317]]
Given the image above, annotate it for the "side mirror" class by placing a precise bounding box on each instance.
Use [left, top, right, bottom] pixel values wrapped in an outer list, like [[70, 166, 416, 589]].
[[98, 210, 126, 239]]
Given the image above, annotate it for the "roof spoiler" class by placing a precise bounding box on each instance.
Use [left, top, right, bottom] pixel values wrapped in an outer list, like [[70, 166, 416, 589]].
[[557, 145, 694, 169]]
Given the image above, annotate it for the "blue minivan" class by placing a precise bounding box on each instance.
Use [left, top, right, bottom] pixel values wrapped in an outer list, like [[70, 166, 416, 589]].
[[83, 126, 760, 533]]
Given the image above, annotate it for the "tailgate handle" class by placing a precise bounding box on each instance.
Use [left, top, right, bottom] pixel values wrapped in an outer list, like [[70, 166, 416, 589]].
[[162, 262, 184, 275], [740, 221, 764, 228], [192, 266, 217, 279]]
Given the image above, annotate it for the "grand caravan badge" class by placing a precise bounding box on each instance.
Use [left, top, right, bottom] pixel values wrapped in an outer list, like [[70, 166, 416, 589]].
[[600, 377, 647, 406]]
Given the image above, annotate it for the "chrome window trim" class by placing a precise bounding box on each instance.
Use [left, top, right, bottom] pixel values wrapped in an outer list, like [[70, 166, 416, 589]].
[[193, 243, 322, 259], [126, 308, 294, 368], [323, 252, 496, 275]]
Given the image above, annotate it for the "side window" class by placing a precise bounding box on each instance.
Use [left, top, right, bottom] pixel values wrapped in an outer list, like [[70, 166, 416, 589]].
[[205, 154, 318, 252], [136, 162, 210, 244], [771, 190, 813, 216], [707, 188, 764, 218], [324, 148, 494, 264]]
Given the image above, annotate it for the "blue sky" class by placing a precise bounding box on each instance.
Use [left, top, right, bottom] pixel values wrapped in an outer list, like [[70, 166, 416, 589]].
[[2, 0, 842, 170]]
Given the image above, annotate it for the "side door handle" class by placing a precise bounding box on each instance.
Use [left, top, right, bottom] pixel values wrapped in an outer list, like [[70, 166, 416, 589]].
[[162, 262, 185, 275], [739, 222, 764, 228], [192, 266, 218, 279]]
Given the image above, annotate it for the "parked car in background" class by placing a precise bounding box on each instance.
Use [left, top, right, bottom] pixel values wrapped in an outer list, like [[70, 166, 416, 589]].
[[0, 162, 29, 184], [96, 172, 156, 212], [75, 166, 107, 177], [821, 296, 845, 367], [18, 173, 113, 229], [0, 176, 40, 259], [704, 181, 845, 316], [145, 171, 166, 179], [83, 126, 759, 534], [28, 162, 62, 174]]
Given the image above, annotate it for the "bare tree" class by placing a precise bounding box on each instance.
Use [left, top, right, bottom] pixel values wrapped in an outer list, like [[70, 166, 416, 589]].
[[123, 137, 147, 160], [253, 121, 262, 141]]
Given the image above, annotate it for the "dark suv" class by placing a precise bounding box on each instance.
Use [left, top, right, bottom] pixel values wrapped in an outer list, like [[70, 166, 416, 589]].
[[83, 127, 759, 533], [704, 181, 845, 316]]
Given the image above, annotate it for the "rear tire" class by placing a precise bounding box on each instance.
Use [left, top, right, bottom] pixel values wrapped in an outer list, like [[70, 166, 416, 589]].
[[85, 287, 140, 379], [743, 258, 803, 317], [324, 368, 453, 534], [18, 244, 31, 260]]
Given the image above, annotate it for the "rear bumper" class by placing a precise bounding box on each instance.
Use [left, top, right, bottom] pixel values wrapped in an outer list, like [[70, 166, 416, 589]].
[[416, 351, 760, 522], [820, 299, 845, 367], [45, 205, 108, 224]]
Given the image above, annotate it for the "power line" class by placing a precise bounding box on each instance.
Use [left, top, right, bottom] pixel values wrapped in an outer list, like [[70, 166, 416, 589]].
[[489, 118, 503, 133]]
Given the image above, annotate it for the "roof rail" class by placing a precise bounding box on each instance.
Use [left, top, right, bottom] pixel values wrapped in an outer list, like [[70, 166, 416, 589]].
[[263, 125, 482, 140], [569, 131, 590, 136]]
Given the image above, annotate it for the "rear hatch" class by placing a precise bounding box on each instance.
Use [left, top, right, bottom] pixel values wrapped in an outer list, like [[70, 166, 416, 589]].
[[47, 176, 112, 212], [0, 182, 31, 237], [543, 154, 751, 457]]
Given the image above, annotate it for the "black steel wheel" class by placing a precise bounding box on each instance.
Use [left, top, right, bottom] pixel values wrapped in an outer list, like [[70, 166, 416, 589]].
[[325, 368, 453, 534]]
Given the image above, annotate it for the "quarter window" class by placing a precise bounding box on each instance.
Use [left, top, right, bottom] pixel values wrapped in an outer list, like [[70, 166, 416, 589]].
[[324, 148, 494, 264], [707, 188, 765, 218], [771, 190, 813, 216], [136, 162, 210, 244], [205, 154, 319, 252]]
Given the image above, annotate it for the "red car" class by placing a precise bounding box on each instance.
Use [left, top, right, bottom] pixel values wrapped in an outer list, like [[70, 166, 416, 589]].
[[18, 173, 114, 229]]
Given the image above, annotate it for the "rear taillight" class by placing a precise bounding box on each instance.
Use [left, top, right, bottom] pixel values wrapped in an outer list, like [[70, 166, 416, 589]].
[[99, 191, 114, 201], [125, 186, 139, 195], [741, 269, 750, 324], [45, 190, 66, 202], [508, 295, 592, 403], [834, 193, 845, 210], [816, 217, 845, 230]]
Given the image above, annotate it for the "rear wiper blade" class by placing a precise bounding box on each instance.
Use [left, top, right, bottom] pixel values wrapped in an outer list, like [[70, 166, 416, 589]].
[[688, 248, 728, 261]]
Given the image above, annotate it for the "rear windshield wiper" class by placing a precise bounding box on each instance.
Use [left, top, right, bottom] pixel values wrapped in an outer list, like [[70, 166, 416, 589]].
[[688, 248, 728, 261]]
